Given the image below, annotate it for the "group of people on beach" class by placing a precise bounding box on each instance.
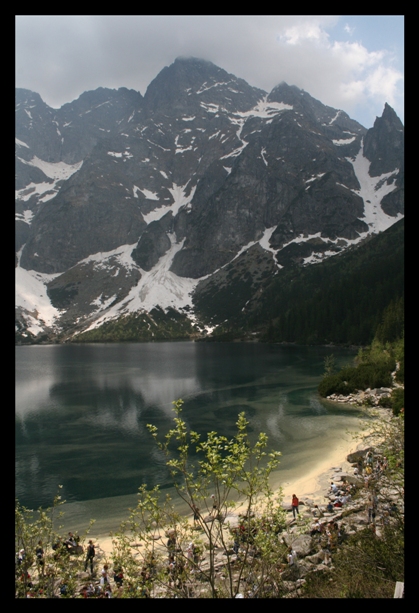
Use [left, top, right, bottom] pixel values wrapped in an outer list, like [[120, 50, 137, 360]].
[[17, 449, 402, 599]]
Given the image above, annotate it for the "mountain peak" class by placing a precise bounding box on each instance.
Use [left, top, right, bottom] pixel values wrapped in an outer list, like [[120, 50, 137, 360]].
[[381, 102, 404, 127], [174, 56, 214, 66], [144, 57, 264, 114], [364, 103, 404, 175], [16, 88, 47, 108]]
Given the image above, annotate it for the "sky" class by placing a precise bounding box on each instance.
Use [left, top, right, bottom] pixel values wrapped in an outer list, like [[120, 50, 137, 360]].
[[16, 15, 404, 129]]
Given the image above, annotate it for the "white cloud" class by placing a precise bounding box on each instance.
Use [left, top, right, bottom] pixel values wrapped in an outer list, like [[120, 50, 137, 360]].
[[16, 15, 403, 128], [281, 20, 331, 45]]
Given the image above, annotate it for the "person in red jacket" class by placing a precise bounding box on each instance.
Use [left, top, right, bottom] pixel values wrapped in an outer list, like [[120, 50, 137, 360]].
[[292, 494, 300, 519]]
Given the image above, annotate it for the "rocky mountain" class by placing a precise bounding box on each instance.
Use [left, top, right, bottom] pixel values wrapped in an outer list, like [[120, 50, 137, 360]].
[[15, 57, 404, 343]]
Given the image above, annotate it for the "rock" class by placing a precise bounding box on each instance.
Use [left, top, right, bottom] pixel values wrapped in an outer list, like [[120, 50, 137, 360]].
[[304, 552, 324, 565], [282, 535, 313, 557], [310, 563, 330, 574], [347, 448, 373, 463], [340, 474, 363, 486]]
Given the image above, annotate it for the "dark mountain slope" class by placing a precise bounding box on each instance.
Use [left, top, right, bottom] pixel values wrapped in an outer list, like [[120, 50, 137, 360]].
[[194, 218, 404, 346]]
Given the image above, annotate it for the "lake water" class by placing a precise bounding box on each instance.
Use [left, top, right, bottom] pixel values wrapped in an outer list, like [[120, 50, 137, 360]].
[[16, 342, 362, 536]]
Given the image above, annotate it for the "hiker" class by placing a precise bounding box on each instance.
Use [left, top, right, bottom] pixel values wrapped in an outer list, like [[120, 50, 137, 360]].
[[310, 520, 322, 537], [232, 529, 240, 555], [291, 494, 300, 518], [65, 532, 80, 552], [187, 542, 195, 567], [330, 482, 339, 494], [100, 565, 111, 591], [167, 531, 177, 559], [84, 539, 95, 574], [210, 494, 219, 516], [191, 503, 200, 526], [52, 537, 66, 559], [113, 568, 124, 587], [36, 541, 45, 576], [17, 548, 26, 566]]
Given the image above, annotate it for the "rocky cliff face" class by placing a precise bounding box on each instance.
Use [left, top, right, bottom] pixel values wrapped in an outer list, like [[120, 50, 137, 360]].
[[15, 57, 404, 342]]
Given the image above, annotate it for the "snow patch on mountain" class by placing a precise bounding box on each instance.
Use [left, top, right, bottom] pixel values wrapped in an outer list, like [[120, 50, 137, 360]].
[[196, 80, 230, 95], [221, 96, 293, 161], [261, 147, 268, 166], [236, 96, 293, 119], [83, 235, 198, 331], [302, 250, 342, 265], [90, 293, 119, 310], [347, 144, 402, 233], [17, 156, 82, 181], [16, 138, 30, 148], [15, 265, 61, 333], [16, 157, 83, 206], [259, 227, 279, 256], [134, 186, 159, 200], [16, 210, 35, 224], [281, 232, 352, 265], [328, 111, 342, 125], [16, 182, 56, 205], [333, 136, 356, 145], [80, 243, 139, 271], [305, 173, 325, 188], [142, 182, 197, 223]]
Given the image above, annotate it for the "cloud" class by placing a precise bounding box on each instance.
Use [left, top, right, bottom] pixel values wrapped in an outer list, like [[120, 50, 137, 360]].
[[280, 20, 332, 45], [272, 24, 403, 124], [16, 16, 403, 128]]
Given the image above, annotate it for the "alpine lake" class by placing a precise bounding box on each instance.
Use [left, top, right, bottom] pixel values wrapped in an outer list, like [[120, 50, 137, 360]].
[[16, 341, 365, 538]]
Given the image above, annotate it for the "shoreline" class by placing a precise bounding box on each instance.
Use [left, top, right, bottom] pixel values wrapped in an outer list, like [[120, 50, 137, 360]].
[[280, 431, 360, 505], [93, 416, 367, 557]]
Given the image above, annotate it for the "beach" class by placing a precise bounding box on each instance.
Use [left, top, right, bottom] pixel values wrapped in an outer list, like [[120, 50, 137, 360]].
[[93, 420, 365, 557]]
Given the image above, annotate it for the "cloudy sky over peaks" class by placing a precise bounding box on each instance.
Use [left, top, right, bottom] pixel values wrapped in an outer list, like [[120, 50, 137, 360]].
[[16, 15, 404, 129]]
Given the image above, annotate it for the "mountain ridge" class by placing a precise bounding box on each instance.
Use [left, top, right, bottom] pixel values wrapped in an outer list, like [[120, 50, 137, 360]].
[[15, 57, 404, 344]]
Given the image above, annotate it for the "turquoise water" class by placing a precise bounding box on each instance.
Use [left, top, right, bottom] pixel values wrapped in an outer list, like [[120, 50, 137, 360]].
[[16, 342, 361, 536]]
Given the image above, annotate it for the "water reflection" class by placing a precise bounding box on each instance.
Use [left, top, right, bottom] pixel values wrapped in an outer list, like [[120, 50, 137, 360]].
[[16, 342, 359, 514]]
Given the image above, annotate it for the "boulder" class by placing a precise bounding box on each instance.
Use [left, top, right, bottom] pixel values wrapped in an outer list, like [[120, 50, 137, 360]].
[[347, 448, 373, 463], [282, 534, 313, 557], [304, 552, 324, 565]]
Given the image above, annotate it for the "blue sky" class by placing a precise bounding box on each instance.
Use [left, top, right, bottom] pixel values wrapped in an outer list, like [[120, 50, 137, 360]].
[[16, 15, 404, 128]]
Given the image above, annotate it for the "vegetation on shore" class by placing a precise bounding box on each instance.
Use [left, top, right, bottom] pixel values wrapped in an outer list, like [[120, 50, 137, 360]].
[[318, 296, 404, 415], [303, 406, 404, 598]]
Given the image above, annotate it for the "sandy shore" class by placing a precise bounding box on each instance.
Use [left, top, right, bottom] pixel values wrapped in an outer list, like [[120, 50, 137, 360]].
[[94, 426, 364, 557], [280, 434, 359, 505]]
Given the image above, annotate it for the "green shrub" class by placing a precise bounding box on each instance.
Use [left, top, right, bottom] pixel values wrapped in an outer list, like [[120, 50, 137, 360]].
[[319, 343, 397, 397], [391, 388, 404, 416]]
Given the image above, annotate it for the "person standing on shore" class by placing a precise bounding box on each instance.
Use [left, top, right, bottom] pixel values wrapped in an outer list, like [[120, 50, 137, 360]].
[[36, 541, 45, 577], [210, 494, 219, 517], [84, 540, 95, 575], [167, 531, 177, 560], [292, 494, 300, 519], [191, 503, 200, 526]]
